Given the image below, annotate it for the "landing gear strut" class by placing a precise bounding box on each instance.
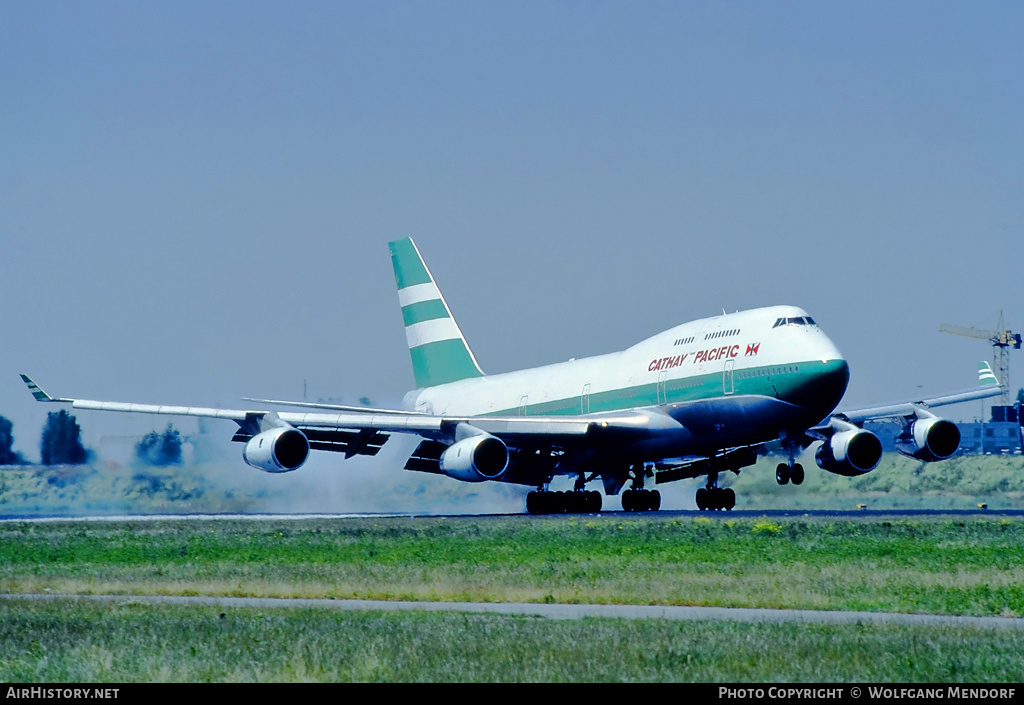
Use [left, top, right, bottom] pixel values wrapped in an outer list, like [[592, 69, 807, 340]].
[[695, 471, 735, 511]]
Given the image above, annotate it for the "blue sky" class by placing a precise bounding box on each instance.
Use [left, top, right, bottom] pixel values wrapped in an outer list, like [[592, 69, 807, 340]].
[[2, 1, 1022, 463]]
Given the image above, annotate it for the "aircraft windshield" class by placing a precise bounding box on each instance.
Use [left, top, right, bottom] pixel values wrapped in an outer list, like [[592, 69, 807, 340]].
[[772, 316, 816, 328]]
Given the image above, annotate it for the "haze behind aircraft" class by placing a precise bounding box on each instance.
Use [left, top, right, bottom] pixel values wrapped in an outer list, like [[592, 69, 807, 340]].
[[22, 238, 1005, 513]]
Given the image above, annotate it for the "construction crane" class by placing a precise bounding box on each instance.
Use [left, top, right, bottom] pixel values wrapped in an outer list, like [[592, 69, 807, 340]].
[[940, 311, 1021, 405]]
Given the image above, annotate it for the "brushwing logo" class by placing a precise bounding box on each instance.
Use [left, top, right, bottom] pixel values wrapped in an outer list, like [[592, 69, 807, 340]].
[[745, 343, 761, 357]]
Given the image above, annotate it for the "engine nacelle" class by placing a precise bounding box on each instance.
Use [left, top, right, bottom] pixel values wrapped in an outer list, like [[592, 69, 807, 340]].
[[895, 417, 960, 462], [815, 429, 883, 477], [242, 427, 310, 473], [439, 434, 509, 482]]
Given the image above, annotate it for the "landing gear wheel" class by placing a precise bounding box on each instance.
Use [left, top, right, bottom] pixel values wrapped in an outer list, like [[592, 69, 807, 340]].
[[585, 491, 602, 513], [622, 489, 634, 512], [776, 463, 790, 485], [695, 487, 735, 511], [528, 489, 604, 515], [622, 489, 661, 512], [790, 463, 804, 485]]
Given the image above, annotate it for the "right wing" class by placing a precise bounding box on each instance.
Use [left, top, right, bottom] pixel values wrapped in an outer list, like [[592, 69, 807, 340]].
[[835, 361, 1006, 424]]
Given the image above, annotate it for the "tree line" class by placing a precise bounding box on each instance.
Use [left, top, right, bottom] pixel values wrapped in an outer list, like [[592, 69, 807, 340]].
[[0, 411, 182, 466]]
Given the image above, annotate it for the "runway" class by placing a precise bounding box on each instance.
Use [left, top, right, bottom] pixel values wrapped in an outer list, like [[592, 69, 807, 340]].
[[3, 593, 1023, 630], [3, 508, 1024, 522]]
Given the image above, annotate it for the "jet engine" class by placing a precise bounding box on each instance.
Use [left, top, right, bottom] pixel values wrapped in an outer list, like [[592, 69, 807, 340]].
[[242, 426, 310, 473], [815, 428, 883, 477], [895, 416, 961, 462], [439, 434, 509, 482]]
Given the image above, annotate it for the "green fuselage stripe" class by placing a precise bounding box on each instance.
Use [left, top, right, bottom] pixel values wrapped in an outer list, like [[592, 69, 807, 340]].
[[483, 359, 845, 417], [402, 299, 450, 326]]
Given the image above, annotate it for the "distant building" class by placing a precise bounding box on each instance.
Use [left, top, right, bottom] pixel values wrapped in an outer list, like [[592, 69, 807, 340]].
[[961, 404, 1023, 454], [956, 421, 1021, 454]]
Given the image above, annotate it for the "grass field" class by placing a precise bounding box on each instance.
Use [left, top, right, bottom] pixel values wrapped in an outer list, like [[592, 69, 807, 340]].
[[1, 514, 1023, 682], [729, 453, 1024, 511], [3, 514, 1024, 614], [3, 454, 1024, 682], [3, 598, 1023, 682]]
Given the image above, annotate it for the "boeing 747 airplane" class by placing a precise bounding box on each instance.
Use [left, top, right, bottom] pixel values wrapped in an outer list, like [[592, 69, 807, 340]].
[[22, 238, 1005, 513]]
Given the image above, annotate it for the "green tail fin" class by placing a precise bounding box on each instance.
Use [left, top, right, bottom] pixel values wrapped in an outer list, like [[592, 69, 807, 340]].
[[389, 238, 484, 388]]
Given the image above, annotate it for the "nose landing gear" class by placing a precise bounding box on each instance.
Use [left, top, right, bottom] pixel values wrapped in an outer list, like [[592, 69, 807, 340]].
[[775, 433, 806, 486]]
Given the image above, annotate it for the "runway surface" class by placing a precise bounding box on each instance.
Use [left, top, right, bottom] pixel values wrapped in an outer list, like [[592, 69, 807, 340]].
[[3, 593, 1022, 630], [3, 508, 1024, 522]]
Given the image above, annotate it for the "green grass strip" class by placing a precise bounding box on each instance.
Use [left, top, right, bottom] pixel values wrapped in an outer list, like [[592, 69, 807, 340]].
[[2, 515, 1023, 617], [2, 599, 1022, 682]]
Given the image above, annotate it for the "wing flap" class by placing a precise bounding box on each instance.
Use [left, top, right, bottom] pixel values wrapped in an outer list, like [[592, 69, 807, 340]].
[[404, 440, 448, 473], [232, 427, 390, 458]]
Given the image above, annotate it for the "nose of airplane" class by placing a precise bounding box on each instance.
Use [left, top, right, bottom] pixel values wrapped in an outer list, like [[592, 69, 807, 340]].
[[786, 358, 850, 422]]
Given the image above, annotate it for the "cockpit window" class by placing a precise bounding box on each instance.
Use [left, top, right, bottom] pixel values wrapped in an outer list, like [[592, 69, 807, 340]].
[[773, 316, 817, 328]]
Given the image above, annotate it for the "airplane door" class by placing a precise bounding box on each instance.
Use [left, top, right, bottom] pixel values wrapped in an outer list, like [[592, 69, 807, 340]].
[[723, 359, 735, 395], [519, 395, 529, 416], [581, 383, 591, 414], [657, 371, 668, 405]]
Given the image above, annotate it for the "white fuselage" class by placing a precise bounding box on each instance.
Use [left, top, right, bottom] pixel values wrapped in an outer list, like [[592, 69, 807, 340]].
[[404, 305, 847, 424]]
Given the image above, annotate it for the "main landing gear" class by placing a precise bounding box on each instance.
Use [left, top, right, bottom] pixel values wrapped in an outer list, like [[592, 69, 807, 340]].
[[526, 490, 602, 515], [621, 488, 661, 512], [695, 472, 735, 511], [621, 463, 661, 512]]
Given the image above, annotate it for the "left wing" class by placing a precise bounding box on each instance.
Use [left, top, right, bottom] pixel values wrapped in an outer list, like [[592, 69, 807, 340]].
[[20, 374, 670, 472]]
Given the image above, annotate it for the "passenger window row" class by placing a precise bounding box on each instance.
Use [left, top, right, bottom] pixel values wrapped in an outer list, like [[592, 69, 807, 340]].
[[704, 329, 740, 341]]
